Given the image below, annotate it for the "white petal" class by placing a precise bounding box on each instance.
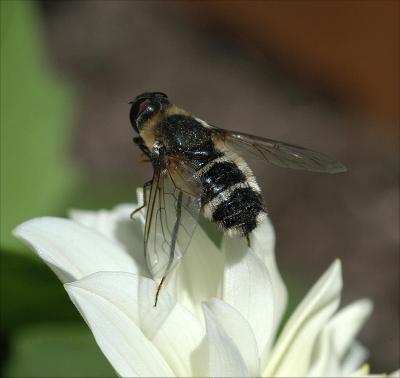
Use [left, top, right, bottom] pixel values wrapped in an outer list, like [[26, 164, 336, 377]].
[[263, 260, 342, 377], [203, 304, 250, 377], [174, 225, 223, 319], [152, 300, 207, 377], [204, 298, 259, 376], [65, 272, 175, 377], [69, 203, 145, 244], [389, 370, 400, 377], [13, 217, 139, 282], [342, 342, 369, 376], [308, 299, 373, 377], [222, 235, 274, 358], [64, 271, 175, 337], [70, 204, 148, 274], [65, 271, 206, 377], [250, 218, 288, 361]]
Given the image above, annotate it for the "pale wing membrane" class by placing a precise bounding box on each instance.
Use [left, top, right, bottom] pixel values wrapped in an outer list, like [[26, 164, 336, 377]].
[[143, 167, 164, 278], [144, 166, 201, 281], [167, 157, 203, 197], [212, 128, 347, 174]]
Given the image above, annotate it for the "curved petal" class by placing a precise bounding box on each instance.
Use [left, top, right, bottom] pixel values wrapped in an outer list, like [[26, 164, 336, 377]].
[[204, 298, 259, 377], [222, 236, 274, 359], [13, 217, 139, 282], [174, 225, 223, 319], [152, 301, 207, 377], [251, 218, 288, 344], [203, 304, 250, 378], [69, 204, 138, 240], [342, 342, 369, 376], [65, 272, 175, 377], [69, 204, 148, 275], [308, 299, 373, 376], [65, 271, 206, 377], [263, 260, 342, 377]]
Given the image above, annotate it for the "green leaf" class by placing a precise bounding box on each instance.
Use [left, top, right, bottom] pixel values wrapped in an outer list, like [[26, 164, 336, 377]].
[[4, 323, 116, 377], [0, 1, 80, 251], [0, 250, 80, 333], [1, 249, 115, 376]]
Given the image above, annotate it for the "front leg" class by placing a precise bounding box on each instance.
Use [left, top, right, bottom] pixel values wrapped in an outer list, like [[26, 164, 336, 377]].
[[130, 180, 152, 219]]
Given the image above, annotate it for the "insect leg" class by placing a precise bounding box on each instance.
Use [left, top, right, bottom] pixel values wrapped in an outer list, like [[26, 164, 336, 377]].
[[154, 275, 166, 307], [130, 180, 152, 219], [246, 235, 251, 248]]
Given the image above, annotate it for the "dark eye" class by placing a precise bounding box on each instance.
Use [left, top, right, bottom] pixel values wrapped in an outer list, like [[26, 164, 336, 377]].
[[130, 99, 151, 132], [138, 100, 152, 114], [129, 94, 166, 133]]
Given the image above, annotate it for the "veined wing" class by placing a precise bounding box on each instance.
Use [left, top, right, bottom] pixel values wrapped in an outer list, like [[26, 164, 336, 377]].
[[143, 162, 202, 281], [210, 127, 347, 174]]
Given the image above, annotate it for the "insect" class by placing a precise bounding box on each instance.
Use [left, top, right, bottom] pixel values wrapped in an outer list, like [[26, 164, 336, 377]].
[[129, 92, 346, 306]]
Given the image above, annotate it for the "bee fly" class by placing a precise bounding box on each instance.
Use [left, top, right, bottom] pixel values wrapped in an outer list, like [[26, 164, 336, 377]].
[[129, 92, 346, 306]]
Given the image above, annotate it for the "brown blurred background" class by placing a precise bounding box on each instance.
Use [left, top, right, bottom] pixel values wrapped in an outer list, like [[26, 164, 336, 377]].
[[41, 0, 398, 371], [3, 0, 398, 374]]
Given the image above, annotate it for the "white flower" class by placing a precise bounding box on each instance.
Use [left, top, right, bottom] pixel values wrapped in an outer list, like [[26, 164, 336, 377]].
[[13, 196, 395, 377]]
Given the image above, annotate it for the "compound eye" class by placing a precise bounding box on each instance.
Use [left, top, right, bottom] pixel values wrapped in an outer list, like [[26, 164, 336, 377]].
[[130, 95, 165, 133], [138, 100, 152, 114], [130, 99, 151, 132]]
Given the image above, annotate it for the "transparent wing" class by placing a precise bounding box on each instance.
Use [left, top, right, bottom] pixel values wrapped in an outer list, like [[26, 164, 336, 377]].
[[167, 156, 203, 197], [210, 127, 347, 174], [143, 162, 202, 281]]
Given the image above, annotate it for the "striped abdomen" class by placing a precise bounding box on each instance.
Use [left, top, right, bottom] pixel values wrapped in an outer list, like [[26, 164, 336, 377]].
[[198, 151, 266, 236]]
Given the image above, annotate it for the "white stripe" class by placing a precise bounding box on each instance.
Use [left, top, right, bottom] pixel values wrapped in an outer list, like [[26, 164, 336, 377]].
[[196, 156, 227, 177], [203, 182, 261, 220]]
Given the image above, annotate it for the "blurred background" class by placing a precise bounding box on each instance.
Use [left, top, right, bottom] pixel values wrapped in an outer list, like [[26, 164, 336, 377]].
[[1, 1, 398, 376]]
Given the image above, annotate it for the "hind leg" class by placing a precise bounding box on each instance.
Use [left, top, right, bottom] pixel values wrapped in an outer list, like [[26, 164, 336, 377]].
[[153, 275, 167, 307]]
